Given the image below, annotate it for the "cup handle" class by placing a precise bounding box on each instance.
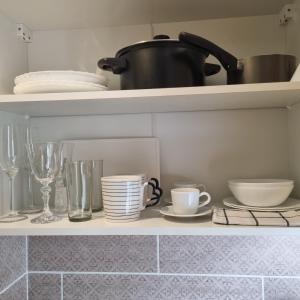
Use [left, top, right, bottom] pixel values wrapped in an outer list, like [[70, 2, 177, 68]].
[[198, 191, 211, 208], [198, 184, 206, 192], [144, 178, 163, 208]]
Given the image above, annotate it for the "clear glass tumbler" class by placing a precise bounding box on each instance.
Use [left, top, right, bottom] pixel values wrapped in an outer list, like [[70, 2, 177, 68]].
[[52, 142, 74, 216], [66, 160, 93, 222], [91, 160, 103, 212]]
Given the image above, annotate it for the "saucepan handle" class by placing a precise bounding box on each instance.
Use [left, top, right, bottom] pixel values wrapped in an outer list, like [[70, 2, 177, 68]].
[[98, 57, 128, 74]]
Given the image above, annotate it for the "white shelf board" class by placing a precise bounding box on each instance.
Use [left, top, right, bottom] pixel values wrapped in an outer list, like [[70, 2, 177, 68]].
[[1, 209, 299, 236], [0, 82, 300, 117]]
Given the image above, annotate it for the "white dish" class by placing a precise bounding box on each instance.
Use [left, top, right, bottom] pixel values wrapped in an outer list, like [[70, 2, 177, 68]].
[[14, 80, 108, 94], [229, 179, 294, 186], [160, 205, 212, 218], [223, 196, 300, 211], [15, 71, 107, 85], [228, 179, 294, 207]]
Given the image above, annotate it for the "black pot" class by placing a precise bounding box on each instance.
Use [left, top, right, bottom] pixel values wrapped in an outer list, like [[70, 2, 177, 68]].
[[98, 34, 221, 90]]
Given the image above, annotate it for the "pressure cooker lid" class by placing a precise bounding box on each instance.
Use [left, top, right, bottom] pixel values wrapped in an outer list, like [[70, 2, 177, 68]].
[[116, 34, 209, 57]]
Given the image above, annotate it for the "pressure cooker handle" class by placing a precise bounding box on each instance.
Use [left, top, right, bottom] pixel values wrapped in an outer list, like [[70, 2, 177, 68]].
[[179, 32, 239, 72], [98, 57, 128, 74], [204, 63, 221, 76]]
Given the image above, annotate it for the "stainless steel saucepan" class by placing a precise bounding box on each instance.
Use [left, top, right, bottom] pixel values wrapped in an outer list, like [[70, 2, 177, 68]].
[[179, 32, 296, 84]]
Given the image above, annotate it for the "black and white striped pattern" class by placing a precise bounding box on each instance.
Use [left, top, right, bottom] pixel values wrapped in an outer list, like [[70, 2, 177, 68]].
[[101, 176, 144, 222]]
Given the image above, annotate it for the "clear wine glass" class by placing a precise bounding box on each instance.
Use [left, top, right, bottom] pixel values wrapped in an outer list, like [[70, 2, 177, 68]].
[[26, 142, 63, 224], [0, 124, 28, 222], [19, 127, 42, 214]]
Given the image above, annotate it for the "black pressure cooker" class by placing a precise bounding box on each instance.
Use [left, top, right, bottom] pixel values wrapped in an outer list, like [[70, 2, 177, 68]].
[[98, 34, 221, 90], [98, 32, 296, 90]]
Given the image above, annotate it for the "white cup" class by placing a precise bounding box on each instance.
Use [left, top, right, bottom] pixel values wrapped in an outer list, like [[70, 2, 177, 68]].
[[101, 175, 162, 222], [173, 182, 206, 191], [171, 187, 211, 215]]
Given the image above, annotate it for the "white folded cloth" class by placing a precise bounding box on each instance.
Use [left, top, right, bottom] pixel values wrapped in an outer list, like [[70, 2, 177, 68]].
[[212, 207, 300, 226]]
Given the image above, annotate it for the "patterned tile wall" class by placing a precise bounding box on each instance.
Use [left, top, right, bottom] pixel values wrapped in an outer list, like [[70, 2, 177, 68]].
[[2, 235, 300, 299], [159, 235, 300, 276], [264, 277, 300, 300], [63, 274, 262, 300], [0, 236, 26, 291], [29, 273, 61, 300], [28, 235, 157, 272], [0, 275, 27, 300]]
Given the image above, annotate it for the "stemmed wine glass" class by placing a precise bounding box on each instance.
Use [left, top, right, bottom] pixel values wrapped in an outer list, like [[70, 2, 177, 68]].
[[19, 127, 42, 214], [0, 124, 28, 222], [26, 142, 63, 224]]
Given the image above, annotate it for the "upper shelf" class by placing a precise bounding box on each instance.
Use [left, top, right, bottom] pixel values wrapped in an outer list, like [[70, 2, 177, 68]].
[[0, 82, 300, 117]]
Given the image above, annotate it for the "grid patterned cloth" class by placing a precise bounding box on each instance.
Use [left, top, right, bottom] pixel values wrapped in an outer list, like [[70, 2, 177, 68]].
[[212, 207, 300, 226]]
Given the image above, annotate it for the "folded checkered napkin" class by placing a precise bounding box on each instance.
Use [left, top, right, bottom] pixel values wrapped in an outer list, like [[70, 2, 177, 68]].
[[212, 207, 300, 226]]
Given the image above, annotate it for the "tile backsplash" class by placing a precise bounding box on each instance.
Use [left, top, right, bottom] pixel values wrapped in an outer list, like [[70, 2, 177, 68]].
[[29, 235, 157, 273], [63, 274, 262, 300], [160, 235, 300, 275], [0, 276, 27, 300], [0, 236, 27, 299], [29, 273, 61, 300], [1, 235, 300, 299]]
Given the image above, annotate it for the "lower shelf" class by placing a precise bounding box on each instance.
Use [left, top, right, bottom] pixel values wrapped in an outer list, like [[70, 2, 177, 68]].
[[0, 208, 299, 235]]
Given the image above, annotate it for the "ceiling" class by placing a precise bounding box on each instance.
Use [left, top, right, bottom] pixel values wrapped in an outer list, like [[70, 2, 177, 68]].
[[0, 0, 290, 30]]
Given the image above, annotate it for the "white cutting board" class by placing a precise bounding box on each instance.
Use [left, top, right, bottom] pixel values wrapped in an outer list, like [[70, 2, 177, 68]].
[[63, 138, 160, 180]]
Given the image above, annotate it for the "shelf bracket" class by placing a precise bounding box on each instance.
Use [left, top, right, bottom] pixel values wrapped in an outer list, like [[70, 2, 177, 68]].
[[279, 4, 295, 25], [16, 23, 32, 43]]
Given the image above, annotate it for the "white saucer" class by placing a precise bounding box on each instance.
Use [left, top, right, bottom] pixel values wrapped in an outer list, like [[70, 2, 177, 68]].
[[160, 205, 212, 218], [223, 196, 300, 211]]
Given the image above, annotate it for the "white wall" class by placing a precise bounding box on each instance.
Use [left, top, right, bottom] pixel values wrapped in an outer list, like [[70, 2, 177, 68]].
[[0, 12, 27, 94], [28, 15, 285, 89], [31, 109, 289, 202]]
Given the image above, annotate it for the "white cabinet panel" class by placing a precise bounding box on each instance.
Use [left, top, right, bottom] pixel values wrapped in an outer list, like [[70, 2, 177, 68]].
[[153, 109, 289, 202], [66, 138, 160, 179], [30, 114, 152, 141], [0, 12, 27, 94]]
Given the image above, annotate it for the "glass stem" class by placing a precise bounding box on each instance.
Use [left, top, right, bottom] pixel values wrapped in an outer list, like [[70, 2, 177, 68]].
[[9, 176, 16, 214], [41, 184, 51, 215], [28, 172, 34, 207]]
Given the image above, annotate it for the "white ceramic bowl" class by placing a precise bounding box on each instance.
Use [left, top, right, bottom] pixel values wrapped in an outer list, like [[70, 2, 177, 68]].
[[228, 179, 294, 207]]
